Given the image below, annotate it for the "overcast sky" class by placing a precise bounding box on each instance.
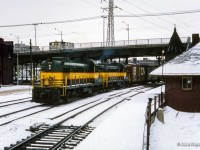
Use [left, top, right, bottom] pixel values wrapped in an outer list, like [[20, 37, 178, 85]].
[[1, 0, 200, 46]]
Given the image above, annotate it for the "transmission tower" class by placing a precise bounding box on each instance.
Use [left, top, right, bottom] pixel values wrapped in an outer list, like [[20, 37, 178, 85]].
[[106, 0, 115, 46]]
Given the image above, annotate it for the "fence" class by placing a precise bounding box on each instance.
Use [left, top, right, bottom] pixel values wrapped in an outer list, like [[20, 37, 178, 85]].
[[142, 92, 166, 150]]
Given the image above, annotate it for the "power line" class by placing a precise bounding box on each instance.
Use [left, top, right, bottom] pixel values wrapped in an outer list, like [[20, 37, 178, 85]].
[[1, 9, 200, 28], [114, 9, 200, 17], [0, 16, 102, 28], [83, 0, 100, 8], [115, 3, 172, 33], [113, 7, 200, 33], [122, 0, 174, 25], [134, 0, 195, 34]]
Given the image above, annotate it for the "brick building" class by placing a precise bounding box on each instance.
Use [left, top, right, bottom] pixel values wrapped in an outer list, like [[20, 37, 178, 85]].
[[0, 38, 13, 85], [151, 42, 200, 112]]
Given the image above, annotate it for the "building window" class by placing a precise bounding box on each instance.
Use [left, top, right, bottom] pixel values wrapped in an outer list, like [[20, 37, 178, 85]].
[[182, 77, 192, 90]]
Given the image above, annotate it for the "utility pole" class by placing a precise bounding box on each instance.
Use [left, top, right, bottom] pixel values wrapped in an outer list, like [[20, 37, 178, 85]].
[[33, 24, 38, 46], [16, 40, 19, 85], [55, 28, 63, 42], [102, 16, 106, 47], [106, 0, 115, 46], [55, 28, 63, 49], [161, 49, 165, 94], [122, 21, 130, 45], [30, 39, 32, 85]]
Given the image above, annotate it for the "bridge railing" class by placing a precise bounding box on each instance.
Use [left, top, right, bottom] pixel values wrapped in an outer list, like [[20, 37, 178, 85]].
[[73, 37, 189, 49], [15, 37, 190, 53]]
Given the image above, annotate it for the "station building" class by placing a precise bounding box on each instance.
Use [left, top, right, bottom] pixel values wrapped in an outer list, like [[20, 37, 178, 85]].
[[151, 41, 200, 112]]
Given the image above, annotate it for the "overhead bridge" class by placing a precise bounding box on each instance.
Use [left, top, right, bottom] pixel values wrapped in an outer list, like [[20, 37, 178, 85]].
[[15, 37, 189, 64]]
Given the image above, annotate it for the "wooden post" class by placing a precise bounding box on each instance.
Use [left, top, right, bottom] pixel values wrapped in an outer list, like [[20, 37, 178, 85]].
[[161, 92, 163, 108], [158, 94, 161, 108], [146, 98, 152, 150], [154, 96, 157, 112], [146, 104, 150, 150], [148, 98, 152, 124]]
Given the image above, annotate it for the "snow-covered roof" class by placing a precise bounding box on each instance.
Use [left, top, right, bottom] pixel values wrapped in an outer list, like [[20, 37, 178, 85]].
[[150, 42, 200, 76]]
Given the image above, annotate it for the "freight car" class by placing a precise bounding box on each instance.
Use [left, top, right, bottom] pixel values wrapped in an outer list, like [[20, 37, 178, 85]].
[[32, 57, 127, 104], [126, 64, 159, 85]]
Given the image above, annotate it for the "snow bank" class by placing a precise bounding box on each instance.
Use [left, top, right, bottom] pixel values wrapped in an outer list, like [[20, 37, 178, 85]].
[[150, 107, 200, 150]]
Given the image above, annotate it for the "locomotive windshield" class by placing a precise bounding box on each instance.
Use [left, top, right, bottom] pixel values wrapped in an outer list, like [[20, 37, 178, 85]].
[[41, 59, 62, 72]]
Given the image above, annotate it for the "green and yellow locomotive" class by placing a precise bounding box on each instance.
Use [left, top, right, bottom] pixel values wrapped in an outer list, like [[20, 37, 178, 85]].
[[32, 57, 127, 104]]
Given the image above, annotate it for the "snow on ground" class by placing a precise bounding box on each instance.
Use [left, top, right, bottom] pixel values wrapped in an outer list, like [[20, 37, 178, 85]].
[[75, 87, 160, 150], [0, 85, 32, 92], [150, 107, 200, 150], [63, 91, 139, 126], [0, 85, 32, 102], [0, 85, 199, 150]]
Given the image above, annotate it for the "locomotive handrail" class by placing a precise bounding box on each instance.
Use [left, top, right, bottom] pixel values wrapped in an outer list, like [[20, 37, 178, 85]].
[[64, 76, 68, 96]]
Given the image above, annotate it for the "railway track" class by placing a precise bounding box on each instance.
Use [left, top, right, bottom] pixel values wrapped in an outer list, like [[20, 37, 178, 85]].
[[4, 85, 153, 150], [0, 85, 154, 127], [0, 104, 45, 118], [0, 105, 56, 127], [5, 124, 95, 150], [0, 97, 32, 108], [49, 86, 145, 121], [4, 85, 158, 149], [0, 87, 137, 127]]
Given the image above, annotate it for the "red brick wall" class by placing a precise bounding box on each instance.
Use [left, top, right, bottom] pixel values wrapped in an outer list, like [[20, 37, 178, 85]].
[[0, 42, 13, 85], [165, 76, 200, 112]]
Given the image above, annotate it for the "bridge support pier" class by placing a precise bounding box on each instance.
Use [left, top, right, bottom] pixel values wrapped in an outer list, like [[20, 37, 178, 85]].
[[125, 57, 128, 64], [156, 56, 162, 66]]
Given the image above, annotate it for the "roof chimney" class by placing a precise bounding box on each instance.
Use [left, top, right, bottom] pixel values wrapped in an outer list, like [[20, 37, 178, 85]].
[[192, 34, 199, 46], [0, 38, 4, 43]]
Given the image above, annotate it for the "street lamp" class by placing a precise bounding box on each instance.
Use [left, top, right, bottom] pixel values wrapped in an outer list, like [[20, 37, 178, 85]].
[[122, 21, 130, 45], [55, 28, 63, 42], [161, 49, 165, 76], [161, 49, 165, 100], [55, 28, 63, 50], [101, 15, 107, 47], [33, 24, 38, 46], [10, 34, 20, 85]]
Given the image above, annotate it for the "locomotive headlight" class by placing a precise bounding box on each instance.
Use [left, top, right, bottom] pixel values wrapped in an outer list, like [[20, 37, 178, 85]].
[[48, 61, 52, 70], [49, 64, 51, 70]]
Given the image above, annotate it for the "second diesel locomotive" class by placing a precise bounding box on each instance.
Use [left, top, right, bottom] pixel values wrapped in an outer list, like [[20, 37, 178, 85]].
[[32, 57, 127, 104]]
